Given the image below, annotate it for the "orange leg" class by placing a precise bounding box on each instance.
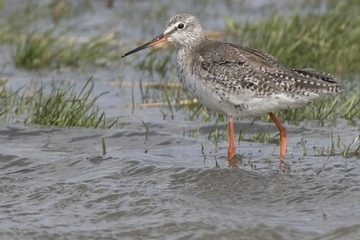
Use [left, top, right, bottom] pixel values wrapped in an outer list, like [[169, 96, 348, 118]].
[[228, 116, 236, 161], [268, 112, 287, 161]]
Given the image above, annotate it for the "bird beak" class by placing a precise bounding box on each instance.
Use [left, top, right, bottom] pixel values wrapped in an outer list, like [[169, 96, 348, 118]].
[[121, 33, 169, 58]]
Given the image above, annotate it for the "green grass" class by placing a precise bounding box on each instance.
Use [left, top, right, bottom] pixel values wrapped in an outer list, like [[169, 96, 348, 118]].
[[10, 31, 121, 70], [0, 2, 120, 70], [24, 78, 115, 128], [0, 76, 118, 128], [13, 31, 55, 69], [0, 2, 122, 70], [225, 0, 360, 76], [137, 49, 174, 79], [0, 77, 35, 122], [101, 137, 107, 156]]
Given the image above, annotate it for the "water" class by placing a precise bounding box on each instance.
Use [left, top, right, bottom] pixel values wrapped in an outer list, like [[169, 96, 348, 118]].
[[1, 1, 360, 239], [1, 121, 359, 239]]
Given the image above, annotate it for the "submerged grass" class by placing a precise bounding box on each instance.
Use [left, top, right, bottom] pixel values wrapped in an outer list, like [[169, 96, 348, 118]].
[[313, 133, 360, 159]]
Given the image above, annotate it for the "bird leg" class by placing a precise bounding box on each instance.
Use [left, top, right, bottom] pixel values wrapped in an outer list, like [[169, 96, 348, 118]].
[[227, 116, 236, 161], [268, 112, 287, 161]]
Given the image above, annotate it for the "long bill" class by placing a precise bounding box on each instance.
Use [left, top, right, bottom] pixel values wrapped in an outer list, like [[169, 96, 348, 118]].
[[121, 33, 169, 58]]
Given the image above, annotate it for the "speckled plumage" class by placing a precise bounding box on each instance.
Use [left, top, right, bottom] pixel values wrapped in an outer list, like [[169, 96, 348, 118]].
[[121, 13, 344, 164]]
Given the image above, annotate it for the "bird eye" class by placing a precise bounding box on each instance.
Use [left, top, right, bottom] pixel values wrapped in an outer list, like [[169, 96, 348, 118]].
[[177, 23, 185, 29]]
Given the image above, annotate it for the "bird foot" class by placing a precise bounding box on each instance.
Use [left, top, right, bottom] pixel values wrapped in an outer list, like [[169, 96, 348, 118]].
[[227, 153, 242, 168], [279, 160, 291, 170]]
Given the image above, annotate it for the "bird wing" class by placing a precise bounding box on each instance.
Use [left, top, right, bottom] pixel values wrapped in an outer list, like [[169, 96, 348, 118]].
[[194, 41, 343, 96]]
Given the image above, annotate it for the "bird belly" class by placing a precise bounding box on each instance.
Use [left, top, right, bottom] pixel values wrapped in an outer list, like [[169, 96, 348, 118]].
[[179, 73, 229, 114], [228, 91, 321, 117]]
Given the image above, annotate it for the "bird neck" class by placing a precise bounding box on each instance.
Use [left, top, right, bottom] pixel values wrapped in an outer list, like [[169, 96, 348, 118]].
[[176, 34, 208, 50]]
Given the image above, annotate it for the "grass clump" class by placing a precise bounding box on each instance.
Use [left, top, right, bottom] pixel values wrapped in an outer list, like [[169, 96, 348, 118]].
[[225, 0, 360, 76], [0, 76, 118, 128], [13, 32, 54, 69], [10, 31, 120, 70], [0, 78, 36, 122], [25, 78, 111, 128], [0, 1, 122, 70]]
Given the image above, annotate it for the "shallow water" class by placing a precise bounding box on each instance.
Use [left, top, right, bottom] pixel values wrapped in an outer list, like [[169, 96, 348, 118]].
[[1, 0, 360, 239], [1, 122, 360, 239]]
